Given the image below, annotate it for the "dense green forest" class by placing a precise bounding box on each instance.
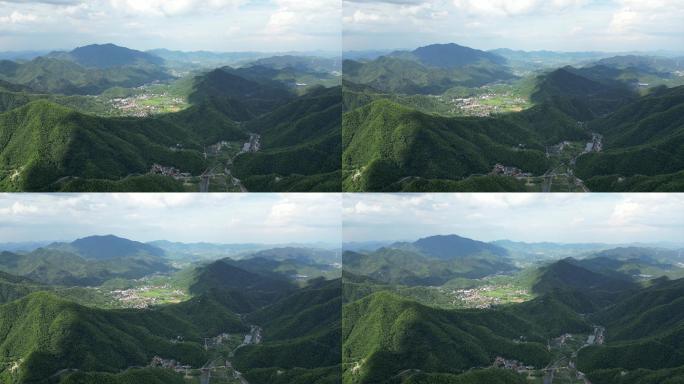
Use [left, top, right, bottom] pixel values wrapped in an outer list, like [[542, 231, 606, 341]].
[[342, 235, 684, 383], [342, 42, 684, 192], [0, 235, 342, 384], [0, 44, 342, 192]]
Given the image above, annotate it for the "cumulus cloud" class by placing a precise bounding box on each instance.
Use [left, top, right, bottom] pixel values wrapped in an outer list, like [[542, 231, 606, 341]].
[[108, 0, 245, 17], [0, 0, 82, 4], [0, 202, 40, 215], [609, 0, 684, 35], [0, 194, 342, 244], [0, 0, 339, 51], [451, 0, 590, 17], [0, 10, 39, 23], [343, 194, 684, 244], [266, 0, 340, 35]]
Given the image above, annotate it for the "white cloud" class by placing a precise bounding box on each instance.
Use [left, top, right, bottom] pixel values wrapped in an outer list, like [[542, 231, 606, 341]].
[[343, 194, 684, 244], [451, 0, 589, 16], [0, 202, 39, 215], [108, 0, 245, 17], [0, 10, 39, 23], [344, 9, 385, 23], [0, 194, 342, 244], [266, 0, 340, 35]]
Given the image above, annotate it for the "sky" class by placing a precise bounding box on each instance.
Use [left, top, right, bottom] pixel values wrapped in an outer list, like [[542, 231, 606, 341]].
[[0, 0, 340, 52], [343, 193, 684, 245], [343, 0, 684, 52], [0, 193, 341, 245]]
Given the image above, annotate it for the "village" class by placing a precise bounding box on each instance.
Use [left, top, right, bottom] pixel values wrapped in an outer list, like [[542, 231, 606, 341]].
[[146, 132, 262, 192], [490, 326, 604, 384], [145, 325, 263, 384], [449, 92, 528, 117], [109, 284, 187, 309], [440, 284, 531, 309], [109, 87, 186, 117]]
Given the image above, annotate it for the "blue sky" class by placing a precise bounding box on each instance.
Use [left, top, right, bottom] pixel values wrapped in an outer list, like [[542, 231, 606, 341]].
[[0, 0, 340, 52], [343, 194, 684, 244], [343, 0, 684, 52], [0, 194, 342, 244]]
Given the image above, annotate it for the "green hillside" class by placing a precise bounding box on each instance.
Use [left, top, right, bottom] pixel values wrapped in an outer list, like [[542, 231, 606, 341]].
[[343, 55, 684, 191], [0, 248, 173, 286], [56, 44, 165, 69], [342, 99, 551, 191], [234, 278, 342, 384], [0, 100, 211, 191], [577, 278, 684, 382], [59, 368, 186, 384], [343, 252, 684, 383], [0, 249, 343, 383], [49, 235, 165, 260], [343, 43, 513, 96], [343, 247, 515, 286], [576, 85, 684, 187], [0, 291, 245, 383], [342, 291, 565, 384], [0, 272, 43, 304], [0, 57, 170, 96], [0, 51, 341, 192], [233, 86, 342, 191]]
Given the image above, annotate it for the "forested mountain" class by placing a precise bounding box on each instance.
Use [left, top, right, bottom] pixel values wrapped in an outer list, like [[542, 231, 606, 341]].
[[0, 51, 342, 191], [0, 100, 207, 191], [234, 278, 341, 384], [0, 239, 342, 384], [343, 290, 588, 383], [233, 85, 342, 191], [343, 249, 684, 383], [0, 56, 170, 95], [342, 43, 684, 191], [575, 85, 684, 190], [343, 234, 516, 285], [403, 43, 507, 68], [49, 43, 165, 69], [247, 55, 342, 73], [0, 247, 172, 286], [343, 43, 514, 95], [342, 98, 565, 191], [49, 235, 166, 260], [530, 66, 638, 120], [0, 290, 244, 383], [393, 234, 509, 260]]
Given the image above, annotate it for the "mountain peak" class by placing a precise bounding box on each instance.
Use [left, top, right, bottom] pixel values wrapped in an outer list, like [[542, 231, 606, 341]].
[[67, 43, 164, 69], [68, 235, 165, 260], [409, 234, 509, 259], [410, 42, 507, 68]]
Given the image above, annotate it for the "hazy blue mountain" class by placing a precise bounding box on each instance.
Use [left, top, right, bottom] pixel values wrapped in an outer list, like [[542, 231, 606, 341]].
[[49, 43, 164, 69], [49, 235, 165, 260], [400, 43, 507, 68], [393, 234, 509, 260]]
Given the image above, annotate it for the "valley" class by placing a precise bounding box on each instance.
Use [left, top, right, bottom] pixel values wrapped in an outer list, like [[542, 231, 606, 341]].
[[342, 42, 684, 192], [342, 231, 684, 384], [0, 234, 342, 384], [0, 43, 342, 192]]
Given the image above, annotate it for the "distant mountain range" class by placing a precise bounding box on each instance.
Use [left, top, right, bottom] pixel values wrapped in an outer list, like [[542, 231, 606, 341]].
[[343, 236, 684, 383], [343, 234, 516, 285], [48, 43, 164, 69], [0, 235, 171, 286], [48, 234, 165, 260], [343, 41, 684, 191], [343, 43, 514, 94], [0, 43, 342, 192], [0, 245, 341, 383], [395, 234, 509, 259]]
